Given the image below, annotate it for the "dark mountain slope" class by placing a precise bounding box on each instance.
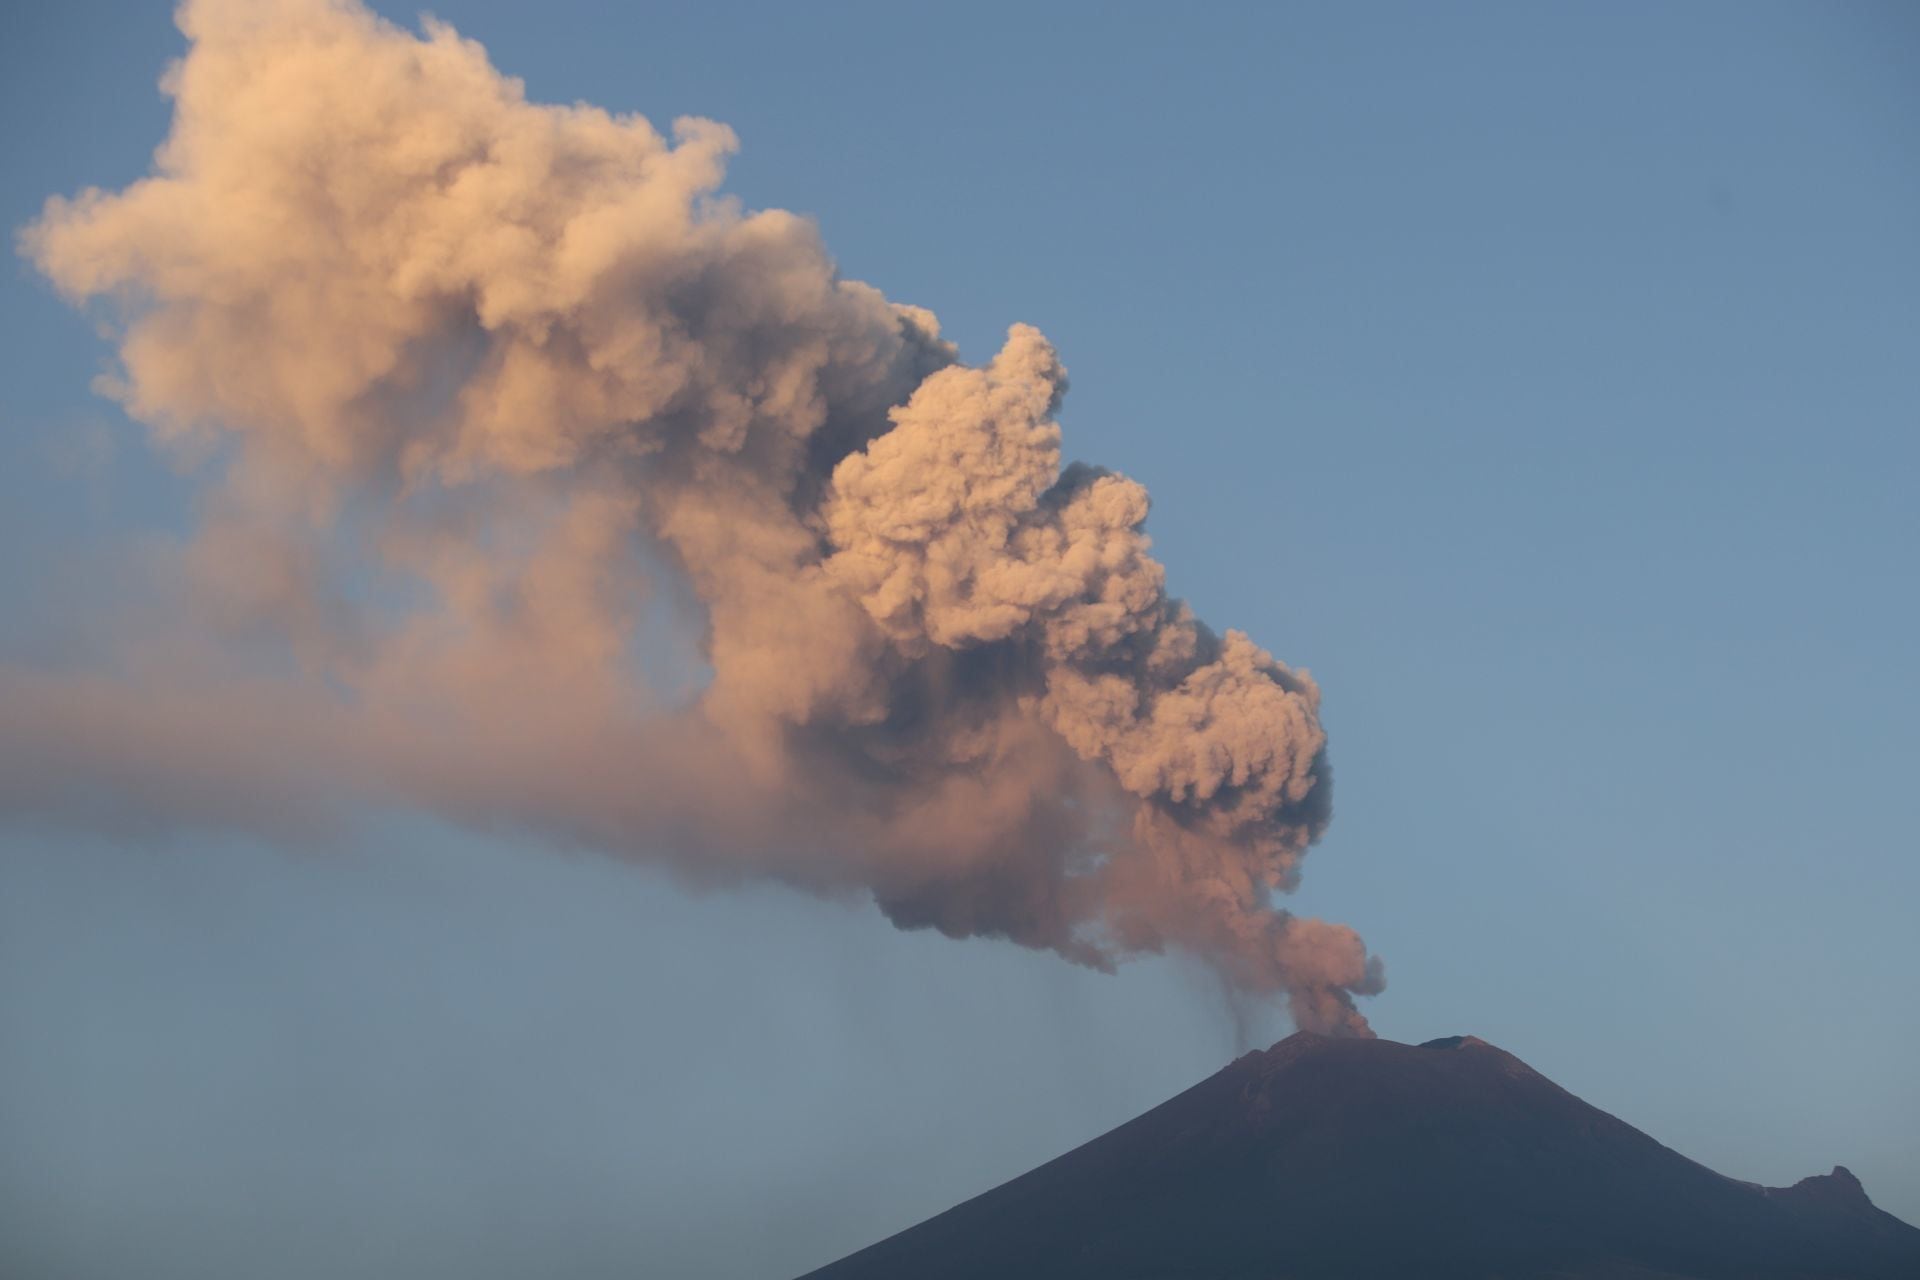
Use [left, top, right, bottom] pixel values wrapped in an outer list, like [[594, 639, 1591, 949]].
[[799, 1032, 1920, 1279]]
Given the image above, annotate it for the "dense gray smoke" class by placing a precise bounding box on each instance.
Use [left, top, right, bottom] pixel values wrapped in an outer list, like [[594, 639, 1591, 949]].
[[12, 0, 1382, 1032]]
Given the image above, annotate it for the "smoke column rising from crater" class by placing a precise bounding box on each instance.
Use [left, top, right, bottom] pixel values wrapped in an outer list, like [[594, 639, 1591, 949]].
[[13, 0, 1382, 1033]]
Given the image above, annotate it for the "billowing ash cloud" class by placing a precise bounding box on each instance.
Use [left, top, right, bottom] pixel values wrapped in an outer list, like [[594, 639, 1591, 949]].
[[12, 0, 1382, 1033]]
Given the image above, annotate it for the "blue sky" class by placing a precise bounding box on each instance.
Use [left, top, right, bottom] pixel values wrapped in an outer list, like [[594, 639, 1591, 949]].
[[2, 3, 1916, 1277]]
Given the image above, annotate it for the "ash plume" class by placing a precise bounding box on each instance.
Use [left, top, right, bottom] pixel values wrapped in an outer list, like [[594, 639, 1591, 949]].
[[11, 0, 1382, 1033]]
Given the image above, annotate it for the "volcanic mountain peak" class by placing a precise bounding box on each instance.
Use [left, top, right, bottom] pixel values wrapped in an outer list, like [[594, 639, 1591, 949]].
[[801, 1030, 1919, 1280]]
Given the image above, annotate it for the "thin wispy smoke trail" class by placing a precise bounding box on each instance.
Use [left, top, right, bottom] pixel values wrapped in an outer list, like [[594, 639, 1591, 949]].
[[10, 0, 1382, 1033]]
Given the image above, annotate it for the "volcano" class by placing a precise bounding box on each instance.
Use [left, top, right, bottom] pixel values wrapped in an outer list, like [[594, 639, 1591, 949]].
[[797, 1032, 1919, 1279]]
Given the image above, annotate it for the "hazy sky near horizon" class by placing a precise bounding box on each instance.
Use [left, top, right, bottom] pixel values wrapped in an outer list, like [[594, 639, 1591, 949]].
[[2, 2, 1916, 1278]]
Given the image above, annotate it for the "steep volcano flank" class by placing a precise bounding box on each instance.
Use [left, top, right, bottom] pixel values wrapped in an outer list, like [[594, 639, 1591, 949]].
[[798, 1034, 1920, 1280]]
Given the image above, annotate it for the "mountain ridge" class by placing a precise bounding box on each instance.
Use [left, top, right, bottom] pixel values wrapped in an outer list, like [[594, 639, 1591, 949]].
[[798, 1031, 1920, 1279]]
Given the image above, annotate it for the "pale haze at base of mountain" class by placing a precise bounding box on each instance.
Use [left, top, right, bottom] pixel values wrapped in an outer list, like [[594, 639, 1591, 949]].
[[0, 825, 1288, 1280]]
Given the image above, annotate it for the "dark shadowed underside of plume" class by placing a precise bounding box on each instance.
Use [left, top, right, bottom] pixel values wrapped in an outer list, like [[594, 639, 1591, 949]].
[[798, 1034, 1920, 1280]]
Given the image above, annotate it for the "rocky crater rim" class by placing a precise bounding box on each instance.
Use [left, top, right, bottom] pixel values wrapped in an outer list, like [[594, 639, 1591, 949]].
[[1417, 1034, 1494, 1050], [1252, 1030, 1503, 1055]]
